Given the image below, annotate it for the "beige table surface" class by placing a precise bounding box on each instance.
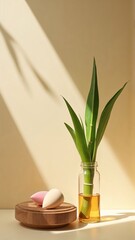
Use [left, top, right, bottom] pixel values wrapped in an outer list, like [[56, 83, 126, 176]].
[[0, 209, 135, 240]]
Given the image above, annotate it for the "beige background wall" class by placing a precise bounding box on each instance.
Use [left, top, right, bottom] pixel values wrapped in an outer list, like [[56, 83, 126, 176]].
[[0, 0, 134, 209]]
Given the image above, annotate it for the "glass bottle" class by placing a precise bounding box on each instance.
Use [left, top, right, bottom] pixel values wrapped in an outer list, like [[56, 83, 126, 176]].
[[78, 161, 100, 223]]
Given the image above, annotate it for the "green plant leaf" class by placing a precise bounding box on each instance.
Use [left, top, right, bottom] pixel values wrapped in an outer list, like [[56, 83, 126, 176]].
[[85, 58, 99, 158], [63, 97, 90, 162], [93, 82, 127, 160], [64, 123, 76, 145]]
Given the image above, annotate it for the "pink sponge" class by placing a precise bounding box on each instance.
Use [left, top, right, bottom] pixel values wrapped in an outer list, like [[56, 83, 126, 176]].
[[31, 191, 48, 205]]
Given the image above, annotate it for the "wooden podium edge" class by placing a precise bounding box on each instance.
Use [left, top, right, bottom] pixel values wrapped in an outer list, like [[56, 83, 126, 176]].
[[15, 201, 77, 229]]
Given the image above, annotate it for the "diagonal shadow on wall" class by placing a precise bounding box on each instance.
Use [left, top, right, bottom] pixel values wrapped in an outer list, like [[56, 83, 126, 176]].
[[0, 23, 57, 99], [0, 94, 47, 208]]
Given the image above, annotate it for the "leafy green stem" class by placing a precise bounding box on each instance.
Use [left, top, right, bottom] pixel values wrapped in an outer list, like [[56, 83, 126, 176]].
[[63, 59, 127, 221]]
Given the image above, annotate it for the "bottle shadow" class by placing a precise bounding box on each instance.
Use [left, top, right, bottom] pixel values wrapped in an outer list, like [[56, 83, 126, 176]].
[[53, 211, 135, 231], [100, 211, 135, 223]]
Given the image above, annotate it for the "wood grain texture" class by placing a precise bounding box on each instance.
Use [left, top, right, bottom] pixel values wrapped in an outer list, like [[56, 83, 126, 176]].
[[15, 201, 77, 228]]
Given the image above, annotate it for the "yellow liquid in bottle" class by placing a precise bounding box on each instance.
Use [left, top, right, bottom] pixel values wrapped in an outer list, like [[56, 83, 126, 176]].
[[79, 193, 100, 223]]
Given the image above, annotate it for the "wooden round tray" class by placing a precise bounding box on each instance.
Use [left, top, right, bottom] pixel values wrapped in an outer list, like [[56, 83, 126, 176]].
[[15, 201, 77, 229]]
